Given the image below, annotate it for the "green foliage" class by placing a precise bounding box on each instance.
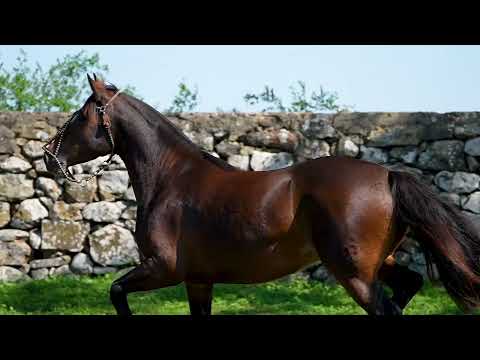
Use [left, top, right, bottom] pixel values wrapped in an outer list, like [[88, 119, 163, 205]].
[[0, 275, 466, 315], [0, 49, 140, 112], [244, 81, 349, 113], [166, 81, 199, 113], [120, 84, 142, 99], [0, 49, 349, 114], [244, 86, 286, 112]]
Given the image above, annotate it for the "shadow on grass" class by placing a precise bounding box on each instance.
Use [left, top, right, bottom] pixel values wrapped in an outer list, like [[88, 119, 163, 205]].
[[211, 280, 362, 315], [0, 275, 360, 315], [0, 276, 115, 314], [0, 275, 189, 315], [0, 274, 468, 315]]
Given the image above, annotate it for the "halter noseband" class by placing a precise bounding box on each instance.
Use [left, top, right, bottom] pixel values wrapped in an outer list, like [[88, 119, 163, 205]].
[[42, 89, 122, 186]]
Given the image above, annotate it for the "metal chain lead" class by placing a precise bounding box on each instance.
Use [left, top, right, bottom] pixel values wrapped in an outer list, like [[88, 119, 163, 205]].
[[42, 90, 122, 187]]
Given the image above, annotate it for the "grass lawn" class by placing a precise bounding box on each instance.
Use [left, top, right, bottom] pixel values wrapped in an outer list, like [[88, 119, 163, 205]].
[[0, 273, 473, 315]]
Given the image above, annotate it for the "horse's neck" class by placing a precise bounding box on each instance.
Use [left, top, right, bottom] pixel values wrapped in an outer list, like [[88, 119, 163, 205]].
[[116, 111, 213, 207]]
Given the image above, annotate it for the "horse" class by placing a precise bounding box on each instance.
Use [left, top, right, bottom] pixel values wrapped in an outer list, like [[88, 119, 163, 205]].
[[43, 74, 480, 316]]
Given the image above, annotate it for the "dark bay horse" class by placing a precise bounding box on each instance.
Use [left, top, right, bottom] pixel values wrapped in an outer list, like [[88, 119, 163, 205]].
[[43, 75, 480, 315]]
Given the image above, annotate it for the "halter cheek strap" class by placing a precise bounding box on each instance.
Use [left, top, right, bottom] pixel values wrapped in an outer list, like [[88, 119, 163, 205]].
[[42, 89, 122, 186], [96, 88, 122, 128], [95, 89, 122, 166]]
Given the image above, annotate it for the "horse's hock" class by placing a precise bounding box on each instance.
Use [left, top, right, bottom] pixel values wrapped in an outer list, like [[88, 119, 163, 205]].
[[1, 111, 480, 282]]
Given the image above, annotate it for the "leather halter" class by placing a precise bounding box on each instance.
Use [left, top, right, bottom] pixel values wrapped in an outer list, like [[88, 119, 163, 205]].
[[42, 89, 122, 186]]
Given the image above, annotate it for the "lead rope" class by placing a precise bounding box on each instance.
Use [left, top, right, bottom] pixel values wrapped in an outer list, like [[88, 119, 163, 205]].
[[42, 89, 122, 187]]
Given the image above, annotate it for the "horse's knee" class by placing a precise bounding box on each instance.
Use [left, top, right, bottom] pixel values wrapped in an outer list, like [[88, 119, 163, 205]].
[[110, 282, 125, 301]]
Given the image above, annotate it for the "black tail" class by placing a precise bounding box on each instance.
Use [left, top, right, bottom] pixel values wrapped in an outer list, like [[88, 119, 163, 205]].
[[389, 170, 480, 312]]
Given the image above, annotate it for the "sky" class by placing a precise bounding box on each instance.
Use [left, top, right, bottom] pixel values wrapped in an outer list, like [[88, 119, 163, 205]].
[[0, 45, 479, 113]]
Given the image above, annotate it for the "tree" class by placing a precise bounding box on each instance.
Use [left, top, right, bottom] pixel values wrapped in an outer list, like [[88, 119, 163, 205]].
[[0, 49, 140, 112], [166, 81, 199, 113], [244, 86, 286, 112], [244, 81, 350, 113], [0, 50, 349, 114]]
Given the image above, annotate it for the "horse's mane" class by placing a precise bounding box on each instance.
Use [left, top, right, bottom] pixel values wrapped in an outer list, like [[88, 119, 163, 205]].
[[201, 151, 239, 171], [120, 92, 240, 172]]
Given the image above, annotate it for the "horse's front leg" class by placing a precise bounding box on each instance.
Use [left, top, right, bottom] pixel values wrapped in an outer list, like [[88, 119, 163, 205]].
[[110, 202, 184, 315], [110, 256, 182, 316], [185, 283, 214, 316]]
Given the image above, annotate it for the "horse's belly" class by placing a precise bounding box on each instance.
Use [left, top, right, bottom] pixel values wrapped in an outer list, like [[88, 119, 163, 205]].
[[183, 189, 319, 283], [184, 223, 319, 284], [247, 236, 320, 283], [221, 237, 319, 283]]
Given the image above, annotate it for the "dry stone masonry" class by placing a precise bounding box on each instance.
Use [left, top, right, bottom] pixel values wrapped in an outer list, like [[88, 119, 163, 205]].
[[1, 111, 480, 283]]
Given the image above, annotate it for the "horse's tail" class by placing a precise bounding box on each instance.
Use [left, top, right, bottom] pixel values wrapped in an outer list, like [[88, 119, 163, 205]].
[[389, 170, 480, 312]]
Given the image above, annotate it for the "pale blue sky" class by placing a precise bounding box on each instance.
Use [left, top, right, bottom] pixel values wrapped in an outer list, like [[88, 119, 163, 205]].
[[1, 45, 479, 112]]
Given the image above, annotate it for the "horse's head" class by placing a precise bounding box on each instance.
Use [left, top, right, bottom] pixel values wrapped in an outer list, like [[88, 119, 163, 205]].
[[43, 74, 123, 182]]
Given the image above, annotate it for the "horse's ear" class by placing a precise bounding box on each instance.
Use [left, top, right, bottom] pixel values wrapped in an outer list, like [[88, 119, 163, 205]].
[[87, 73, 96, 93], [87, 73, 106, 96], [93, 73, 98, 81]]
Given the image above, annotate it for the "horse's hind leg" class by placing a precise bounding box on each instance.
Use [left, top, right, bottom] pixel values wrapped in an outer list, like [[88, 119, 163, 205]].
[[336, 276, 402, 315], [309, 195, 403, 315], [311, 239, 404, 316], [310, 217, 402, 315], [378, 255, 424, 310], [185, 283, 213, 316], [311, 236, 403, 315], [110, 257, 181, 316]]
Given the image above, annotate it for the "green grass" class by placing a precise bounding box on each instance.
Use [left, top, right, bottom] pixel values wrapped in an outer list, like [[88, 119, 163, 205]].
[[0, 273, 473, 315]]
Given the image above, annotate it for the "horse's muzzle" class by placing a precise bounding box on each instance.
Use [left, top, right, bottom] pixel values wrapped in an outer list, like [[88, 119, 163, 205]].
[[43, 153, 64, 178]]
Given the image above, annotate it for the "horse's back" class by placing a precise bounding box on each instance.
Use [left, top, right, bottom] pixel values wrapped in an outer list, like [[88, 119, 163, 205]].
[[291, 155, 390, 191]]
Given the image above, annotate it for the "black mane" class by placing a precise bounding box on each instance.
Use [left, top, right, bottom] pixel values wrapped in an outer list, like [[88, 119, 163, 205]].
[[105, 82, 119, 92], [201, 151, 240, 172], [119, 92, 241, 172]]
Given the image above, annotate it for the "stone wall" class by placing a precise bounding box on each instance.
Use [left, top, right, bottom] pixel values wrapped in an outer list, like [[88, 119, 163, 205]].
[[1, 111, 480, 283]]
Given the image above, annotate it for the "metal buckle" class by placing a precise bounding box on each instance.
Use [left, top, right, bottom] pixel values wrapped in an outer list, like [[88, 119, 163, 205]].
[[96, 105, 107, 115]]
